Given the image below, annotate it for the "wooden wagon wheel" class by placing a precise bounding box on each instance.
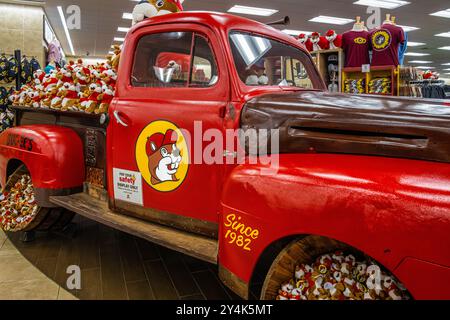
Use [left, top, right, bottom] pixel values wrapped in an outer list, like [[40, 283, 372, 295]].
[[1, 165, 75, 234], [260, 235, 409, 300]]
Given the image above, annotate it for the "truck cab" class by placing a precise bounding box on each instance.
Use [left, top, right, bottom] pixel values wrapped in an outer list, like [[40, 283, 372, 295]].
[[1, 12, 449, 300]]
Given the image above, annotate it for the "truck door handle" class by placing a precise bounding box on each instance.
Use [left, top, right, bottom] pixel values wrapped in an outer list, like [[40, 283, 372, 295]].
[[113, 111, 128, 127]]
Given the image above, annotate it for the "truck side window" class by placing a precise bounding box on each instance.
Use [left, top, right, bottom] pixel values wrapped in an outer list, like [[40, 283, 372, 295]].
[[190, 35, 218, 88], [132, 32, 193, 88], [229, 32, 316, 89]]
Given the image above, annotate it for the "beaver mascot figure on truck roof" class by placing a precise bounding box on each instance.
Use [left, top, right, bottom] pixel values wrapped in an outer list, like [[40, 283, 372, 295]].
[[132, 0, 185, 25]]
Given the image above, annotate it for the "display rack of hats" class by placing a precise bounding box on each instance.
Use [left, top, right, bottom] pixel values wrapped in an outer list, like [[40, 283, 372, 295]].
[[0, 49, 37, 133], [297, 29, 344, 93]]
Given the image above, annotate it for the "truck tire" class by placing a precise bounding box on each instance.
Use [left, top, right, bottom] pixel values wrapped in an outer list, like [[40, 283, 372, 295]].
[[260, 235, 410, 300], [0, 165, 74, 233]]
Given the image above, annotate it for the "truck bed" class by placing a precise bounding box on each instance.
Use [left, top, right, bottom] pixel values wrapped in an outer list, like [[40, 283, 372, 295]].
[[12, 105, 107, 191]]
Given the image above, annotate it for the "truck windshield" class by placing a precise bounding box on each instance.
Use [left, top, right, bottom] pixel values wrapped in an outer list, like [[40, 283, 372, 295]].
[[230, 31, 317, 89]]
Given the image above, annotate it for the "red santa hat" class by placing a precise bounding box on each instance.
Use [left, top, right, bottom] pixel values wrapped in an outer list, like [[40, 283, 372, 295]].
[[146, 130, 178, 156], [297, 33, 308, 42], [82, 67, 91, 76], [326, 30, 337, 38], [311, 32, 320, 40]]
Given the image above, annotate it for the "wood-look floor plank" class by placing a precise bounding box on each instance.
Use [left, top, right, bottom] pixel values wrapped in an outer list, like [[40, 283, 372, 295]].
[[144, 260, 179, 300], [100, 243, 128, 300], [126, 280, 155, 300], [192, 270, 232, 301], [159, 247, 202, 298], [117, 233, 147, 283], [78, 268, 102, 300]]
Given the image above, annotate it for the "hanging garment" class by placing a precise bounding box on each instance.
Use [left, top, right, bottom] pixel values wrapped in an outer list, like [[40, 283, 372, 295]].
[[370, 23, 405, 66], [398, 30, 408, 66]]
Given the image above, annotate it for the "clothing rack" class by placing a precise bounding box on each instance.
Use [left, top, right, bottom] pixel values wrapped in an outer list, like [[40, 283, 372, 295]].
[[409, 80, 445, 85], [407, 79, 447, 99], [0, 49, 23, 91]]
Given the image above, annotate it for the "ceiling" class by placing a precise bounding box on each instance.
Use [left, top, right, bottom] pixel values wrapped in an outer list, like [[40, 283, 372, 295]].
[[24, 0, 450, 77]]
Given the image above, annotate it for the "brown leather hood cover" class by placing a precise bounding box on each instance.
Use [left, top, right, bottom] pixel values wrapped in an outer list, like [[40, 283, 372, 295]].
[[241, 91, 450, 163]]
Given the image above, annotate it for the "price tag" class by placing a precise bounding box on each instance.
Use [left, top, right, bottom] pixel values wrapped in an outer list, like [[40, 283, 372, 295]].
[[362, 64, 371, 73]]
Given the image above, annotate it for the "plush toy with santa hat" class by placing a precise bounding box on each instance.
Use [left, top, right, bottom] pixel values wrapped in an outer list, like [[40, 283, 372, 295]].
[[132, 0, 185, 25], [310, 32, 328, 52], [325, 29, 342, 50]]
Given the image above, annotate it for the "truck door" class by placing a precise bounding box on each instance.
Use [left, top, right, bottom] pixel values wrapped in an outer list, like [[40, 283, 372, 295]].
[[107, 24, 229, 237]]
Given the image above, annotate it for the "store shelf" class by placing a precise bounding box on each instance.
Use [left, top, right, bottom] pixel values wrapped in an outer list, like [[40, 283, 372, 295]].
[[342, 65, 400, 96], [312, 49, 343, 93]]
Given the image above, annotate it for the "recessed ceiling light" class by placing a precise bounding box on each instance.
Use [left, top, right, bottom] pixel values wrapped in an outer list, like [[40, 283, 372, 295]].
[[228, 5, 278, 16], [114, 37, 125, 42], [309, 15, 354, 25], [398, 25, 420, 32], [439, 46, 450, 50], [282, 29, 313, 36], [404, 52, 430, 56], [442, 63, 450, 65], [407, 41, 426, 47], [444, 68, 450, 71], [430, 9, 450, 18], [416, 66, 435, 69], [354, 0, 410, 9], [118, 27, 130, 33], [57, 6, 75, 55], [409, 60, 433, 64], [436, 32, 450, 38], [123, 12, 133, 20]]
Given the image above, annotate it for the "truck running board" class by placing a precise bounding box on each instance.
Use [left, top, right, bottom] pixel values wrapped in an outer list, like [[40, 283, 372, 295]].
[[49, 193, 218, 264]]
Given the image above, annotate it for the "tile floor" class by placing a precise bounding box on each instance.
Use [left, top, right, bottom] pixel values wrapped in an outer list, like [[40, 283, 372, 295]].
[[0, 229, 77, 300], [2, 216, 243, 300]]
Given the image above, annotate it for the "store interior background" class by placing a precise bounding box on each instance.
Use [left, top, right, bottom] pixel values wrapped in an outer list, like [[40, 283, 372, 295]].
[[0, 0, 449, 301], [2, 0, 448, 83]]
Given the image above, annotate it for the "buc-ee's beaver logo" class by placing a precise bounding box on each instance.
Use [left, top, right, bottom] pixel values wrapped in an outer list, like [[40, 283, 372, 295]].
[[372, 30, 391, 51], [135, 121, 189, 192]]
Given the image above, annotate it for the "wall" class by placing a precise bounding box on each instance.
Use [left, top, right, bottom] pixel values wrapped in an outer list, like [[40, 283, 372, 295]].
[[0, 1, 45, 68]]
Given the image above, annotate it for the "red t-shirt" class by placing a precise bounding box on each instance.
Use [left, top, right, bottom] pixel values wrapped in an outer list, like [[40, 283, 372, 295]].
[[370, 24, 405, 66], [342, 30, 370, 68]]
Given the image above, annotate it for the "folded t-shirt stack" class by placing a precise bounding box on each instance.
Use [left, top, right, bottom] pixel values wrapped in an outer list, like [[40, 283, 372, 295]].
[[369, 77, 391, 95], [344, 78, 365, 94]]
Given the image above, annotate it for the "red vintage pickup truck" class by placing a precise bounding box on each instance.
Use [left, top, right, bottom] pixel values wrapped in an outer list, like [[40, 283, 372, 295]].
[[0, 12, 449, 300]]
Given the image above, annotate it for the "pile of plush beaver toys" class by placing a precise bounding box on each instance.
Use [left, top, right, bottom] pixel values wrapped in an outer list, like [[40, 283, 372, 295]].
[[277, 251, 410, 300], [0, 174, 39, 232], [8, 45, 121, 115]]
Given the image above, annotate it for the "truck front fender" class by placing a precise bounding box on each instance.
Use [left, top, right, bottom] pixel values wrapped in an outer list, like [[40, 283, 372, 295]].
[[0, 125, 85, 206], [219, 154, 450, 298]]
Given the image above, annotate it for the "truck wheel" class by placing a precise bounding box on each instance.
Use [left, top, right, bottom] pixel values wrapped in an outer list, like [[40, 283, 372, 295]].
[[260, 235, 411, 300], [0, 165, 74, 233]]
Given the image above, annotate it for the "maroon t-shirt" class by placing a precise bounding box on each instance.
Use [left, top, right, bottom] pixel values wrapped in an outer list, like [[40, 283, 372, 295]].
[[370, 24, 405, 66], [342, 30, 370, 68]]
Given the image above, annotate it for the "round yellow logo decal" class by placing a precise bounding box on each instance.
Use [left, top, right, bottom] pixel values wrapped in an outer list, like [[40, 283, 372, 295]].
[[135, 121, 189, 192]]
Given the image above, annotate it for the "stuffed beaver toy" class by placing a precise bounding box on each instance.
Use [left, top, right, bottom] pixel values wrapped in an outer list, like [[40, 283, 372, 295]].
[[132, 0, 185, 25]]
